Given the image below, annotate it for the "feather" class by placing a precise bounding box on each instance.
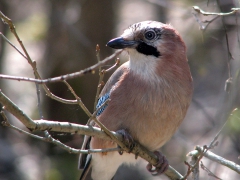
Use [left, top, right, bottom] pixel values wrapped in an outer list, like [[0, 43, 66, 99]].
[[79, 154, 92, 180], [96, 92, 110, 116]]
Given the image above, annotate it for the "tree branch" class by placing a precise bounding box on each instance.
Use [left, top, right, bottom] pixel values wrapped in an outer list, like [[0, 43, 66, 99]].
[[0, 50, 122, 84], [192, 6, 240, 16], [1, 110, 120, 154], [188, 146, 240, 174]]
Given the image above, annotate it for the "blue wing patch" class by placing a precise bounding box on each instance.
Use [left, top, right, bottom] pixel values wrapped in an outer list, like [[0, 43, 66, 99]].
[[96, 92, 110, 116]]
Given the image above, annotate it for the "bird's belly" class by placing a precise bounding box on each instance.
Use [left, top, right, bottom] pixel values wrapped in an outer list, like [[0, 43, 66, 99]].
[[129, 111, 184, 151]]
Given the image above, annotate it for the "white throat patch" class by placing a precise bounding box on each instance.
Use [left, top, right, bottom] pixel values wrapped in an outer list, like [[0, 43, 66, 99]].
[[127, 49, 161, 82]]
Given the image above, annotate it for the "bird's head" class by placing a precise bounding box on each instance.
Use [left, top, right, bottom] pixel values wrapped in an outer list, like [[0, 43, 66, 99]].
[[107, 21, 189, 81]]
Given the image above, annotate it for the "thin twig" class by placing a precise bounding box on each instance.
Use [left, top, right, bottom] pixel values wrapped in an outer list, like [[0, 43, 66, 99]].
[[192, 6, 240, 16], [192, 12, 219, 32], [216, 0, 233, 79], [0, 109, 9, 124], [94, 44, 104, 111], [0, 50, 123, 84], [236, 12, 240, 44], [190, 153, 199, 180], [63, 80, 92, 117], [0, 32, 27, 59], [202, 16, 219, 32], [200, 161, 222, 179], [93, 70, 105, 110], [105, 58, 120, 72]]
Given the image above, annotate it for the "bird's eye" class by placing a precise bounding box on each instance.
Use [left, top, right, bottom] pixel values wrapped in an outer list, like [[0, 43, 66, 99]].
[[144, 30, 156, 40]]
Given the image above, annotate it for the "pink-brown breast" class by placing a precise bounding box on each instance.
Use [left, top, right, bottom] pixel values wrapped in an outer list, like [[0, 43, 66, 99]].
[[91, 59, 193, 151]]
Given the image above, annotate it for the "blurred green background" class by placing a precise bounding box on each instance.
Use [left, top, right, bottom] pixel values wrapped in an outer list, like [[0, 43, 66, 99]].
[[0, 0, 240, 179]]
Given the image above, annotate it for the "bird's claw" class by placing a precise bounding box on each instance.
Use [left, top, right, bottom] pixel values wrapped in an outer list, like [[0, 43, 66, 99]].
[[146, 151, 169, 175], [116, 129, 135, 154]]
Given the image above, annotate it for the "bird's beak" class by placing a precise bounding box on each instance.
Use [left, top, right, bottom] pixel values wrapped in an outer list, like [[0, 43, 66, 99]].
[[106, 37, 138, 49]]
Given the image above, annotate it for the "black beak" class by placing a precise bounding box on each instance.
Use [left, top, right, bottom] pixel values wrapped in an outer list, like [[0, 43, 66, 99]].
[[106, 37, 138, 49]]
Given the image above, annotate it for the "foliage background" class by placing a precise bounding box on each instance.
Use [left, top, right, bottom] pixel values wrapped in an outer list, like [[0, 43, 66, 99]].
[[0, 0, 239, 179]]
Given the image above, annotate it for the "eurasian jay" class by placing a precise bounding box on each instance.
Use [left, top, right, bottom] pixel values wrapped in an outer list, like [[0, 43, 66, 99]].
[[78, 21, 193, 180]]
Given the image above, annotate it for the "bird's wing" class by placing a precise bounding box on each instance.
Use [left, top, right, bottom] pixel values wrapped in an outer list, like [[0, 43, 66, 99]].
[[94, 63, 127, 116], [78, 135, 91, 169], [100, 62, 128, 97], [78, 63, 128, 179], [79, 138, 92, 180]]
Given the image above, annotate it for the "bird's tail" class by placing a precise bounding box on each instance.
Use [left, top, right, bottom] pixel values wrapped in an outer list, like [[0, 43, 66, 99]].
[[79, 154, 92, 180]]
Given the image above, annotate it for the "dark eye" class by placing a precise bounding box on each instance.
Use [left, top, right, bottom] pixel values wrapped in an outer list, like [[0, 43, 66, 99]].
[[144, 30, 156, 40]]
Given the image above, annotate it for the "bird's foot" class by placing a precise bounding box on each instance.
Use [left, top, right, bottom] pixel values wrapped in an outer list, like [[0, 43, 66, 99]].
[[146, 151, 169, 175], [116, 129, 135, 154]]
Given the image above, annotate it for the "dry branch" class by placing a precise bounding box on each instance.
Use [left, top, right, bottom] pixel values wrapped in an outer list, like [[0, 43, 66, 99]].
[[188, 146, 240, 174], [192, 6, 240, 16], [0, 50, 122, 84]]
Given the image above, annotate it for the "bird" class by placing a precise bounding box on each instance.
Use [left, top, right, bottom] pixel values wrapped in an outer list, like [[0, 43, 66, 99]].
[[78, 20, 193, 180]]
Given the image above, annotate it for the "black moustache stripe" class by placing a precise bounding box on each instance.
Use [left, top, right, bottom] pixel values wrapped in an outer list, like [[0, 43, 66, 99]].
[[136, 42, 160, 57]]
